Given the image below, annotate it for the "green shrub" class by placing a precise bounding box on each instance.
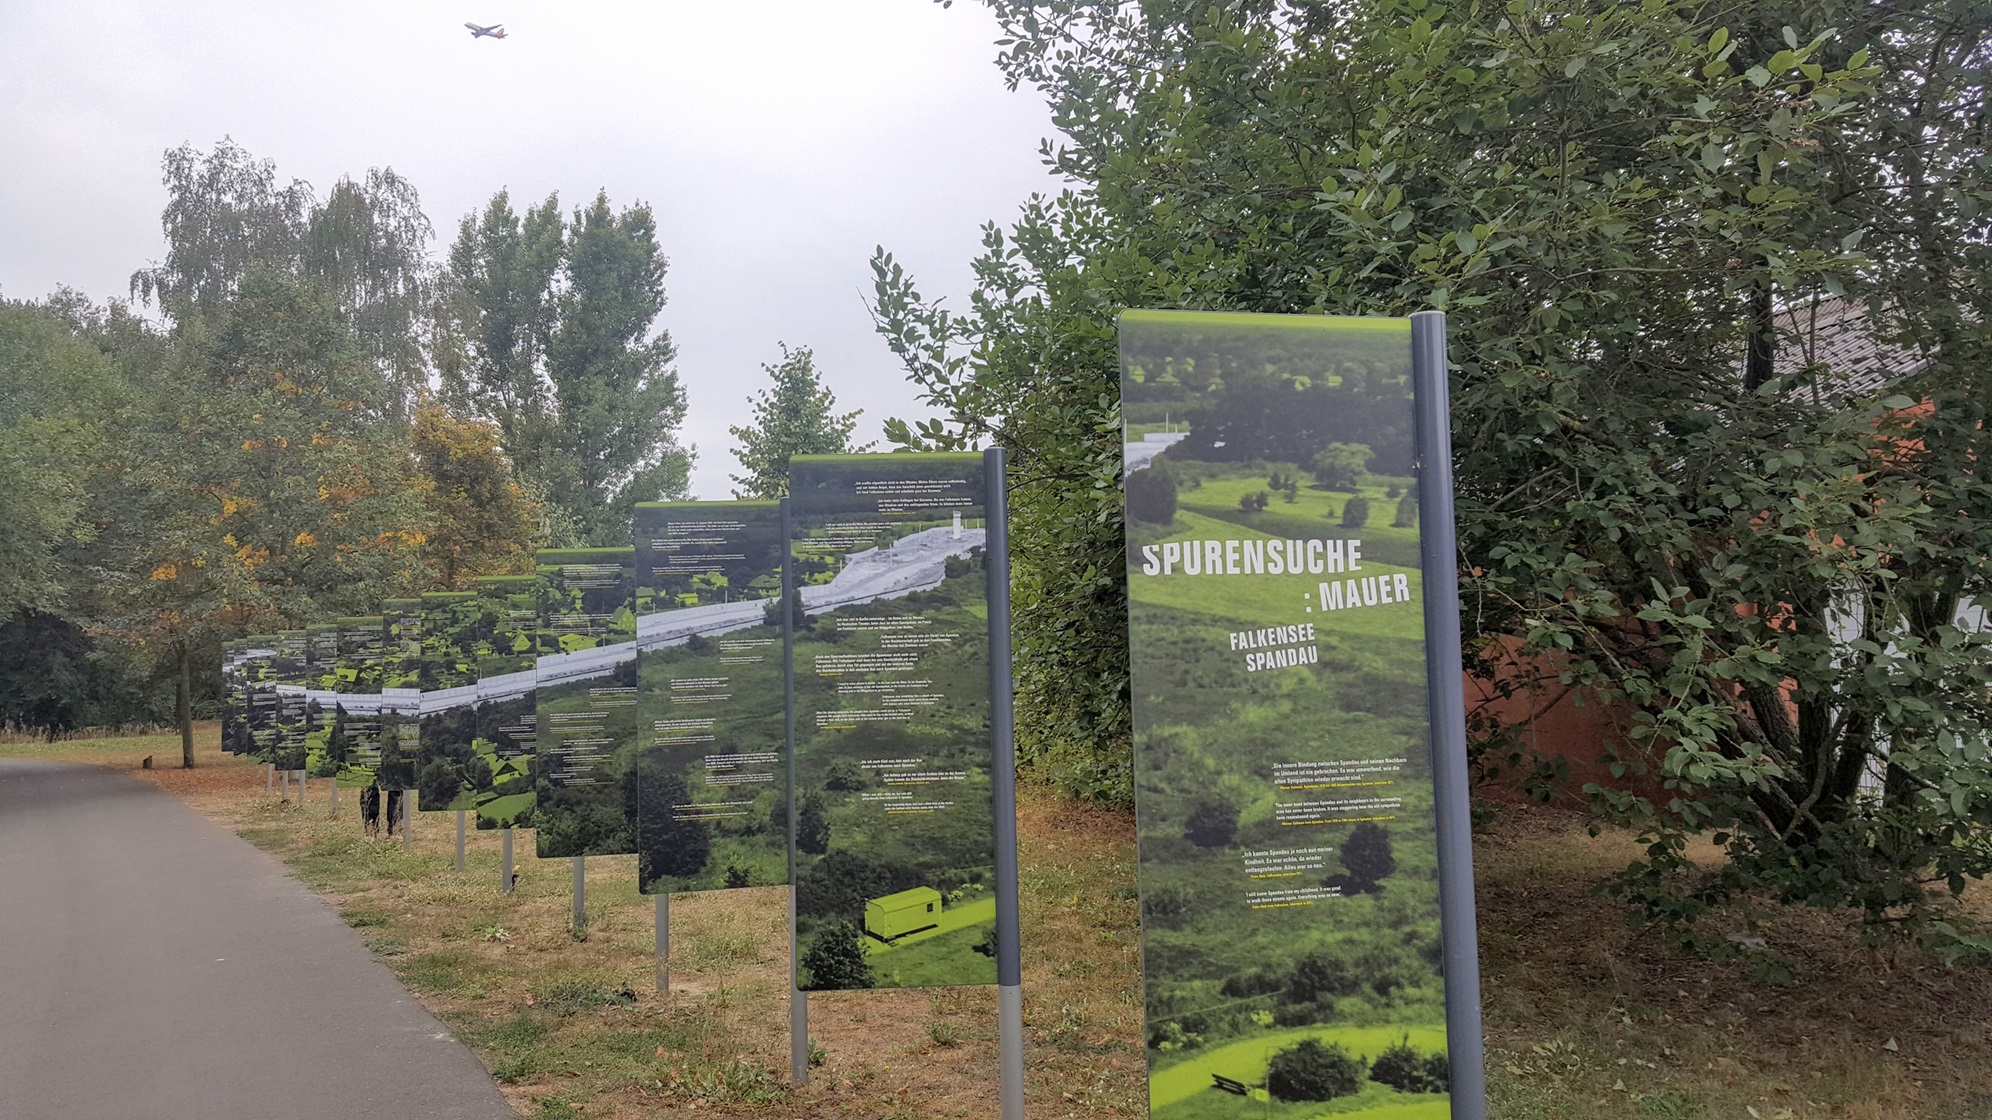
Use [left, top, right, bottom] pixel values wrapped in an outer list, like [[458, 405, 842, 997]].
[[1340, 496, 1370, 528], [1266, 1039, 1366, 1101]]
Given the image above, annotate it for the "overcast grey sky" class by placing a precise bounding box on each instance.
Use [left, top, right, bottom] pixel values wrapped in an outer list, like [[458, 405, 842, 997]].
[[0, 0, 1057, 498]]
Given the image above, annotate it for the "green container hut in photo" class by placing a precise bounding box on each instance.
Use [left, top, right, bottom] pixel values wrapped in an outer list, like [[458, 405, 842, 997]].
[[865, 886, 943, 942]]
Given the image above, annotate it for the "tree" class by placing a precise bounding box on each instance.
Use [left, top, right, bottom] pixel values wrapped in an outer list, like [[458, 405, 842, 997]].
[[800, 920, 874, 990], [728, 343, 867, 498], [907, 0, 1992, 946], [1266, 1039, 1366, 1102], [1182, 798, 1239, 848], [1391, 493, 1417, 529], [104, 270, 423, 764], [636, 770, 711, 884], [1124, 461, 1178, 524], [0, 302, 126, 619], [443, 189, 693, 545], [410, 404, 544, 588], [797, 793, 831, 855], [1339, 822, 1397, 892], [134, 140, 437, 412], [1309, 444, 1373, 492], [1370, 1035, 1449, 1094], [1339, 497, 1370, 530]]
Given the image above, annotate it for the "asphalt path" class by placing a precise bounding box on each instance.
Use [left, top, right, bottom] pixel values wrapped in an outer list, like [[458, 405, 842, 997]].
[[0, 759, 516, 1119]]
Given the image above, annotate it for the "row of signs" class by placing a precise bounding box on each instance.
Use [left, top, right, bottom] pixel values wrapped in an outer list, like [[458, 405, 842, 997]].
[[221, 310, 1469, 1115], [221, 453, 1001, 991]]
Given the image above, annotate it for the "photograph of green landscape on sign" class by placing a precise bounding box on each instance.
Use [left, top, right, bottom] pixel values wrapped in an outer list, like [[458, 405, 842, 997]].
[[320, 615, 386, 784], [788, 454, 998, 991], [416, 591, 479, 813], [469, 574, 542, 829], [631, 500, 788, 894], [378, 599, 423, 790], [221, 639, 250, 755], [1122, 311, 1451, 1119], [261, 630, 309, 772], [533, 548, 641, 859]]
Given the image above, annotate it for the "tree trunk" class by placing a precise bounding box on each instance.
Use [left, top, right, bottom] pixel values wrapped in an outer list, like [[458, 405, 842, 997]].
[[177, 641, 195, 769]]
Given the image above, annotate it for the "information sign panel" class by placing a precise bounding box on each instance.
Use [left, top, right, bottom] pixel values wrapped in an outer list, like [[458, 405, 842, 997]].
[[787, 453, 998, 991]]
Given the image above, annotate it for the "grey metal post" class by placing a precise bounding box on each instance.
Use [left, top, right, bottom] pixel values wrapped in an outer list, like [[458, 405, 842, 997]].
[[571, 856, 586, 932], [330, 775, 337, 818], [1410, 310, 1487, 1118], [782, 497, 808, 1086], [654, 893, 669, 993], [984, 447, 1026, 1120], [299, 769, 307, 803], [402, 791, 412, 843], [281, 769, 289, 798], [501, 828, 514, 894], [455, 810, 467, 872]]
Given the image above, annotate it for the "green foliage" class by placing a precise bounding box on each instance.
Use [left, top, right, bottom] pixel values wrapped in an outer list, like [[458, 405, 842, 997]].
[[1182, 797, 1239, 848], [1339, 822, 1397, 891], [1391, 493, 1418, 529], [1369, 1035, 1449, 1093], [1310, 444, 1373, 491], [727, 344, 868, 498], [1238, 490, 1270, 513], [798, 920, 874, 990], [925, 0, 1992, 938], [1125, 461, 1179, 525], [797, 793, 830, 856], [411, 405, 544, 588], [1339, 496, 1370, 529], [1266, 1039, 1367, 1102]]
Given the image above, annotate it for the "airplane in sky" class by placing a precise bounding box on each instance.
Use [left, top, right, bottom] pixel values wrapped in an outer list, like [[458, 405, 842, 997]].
[[464, 22, 507, 39]]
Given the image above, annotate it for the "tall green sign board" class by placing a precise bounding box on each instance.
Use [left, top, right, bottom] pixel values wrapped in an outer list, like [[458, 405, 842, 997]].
[[787, 453, 999, 991], [1121, 310, 1481, 1118], [632, 501, 789, 894]]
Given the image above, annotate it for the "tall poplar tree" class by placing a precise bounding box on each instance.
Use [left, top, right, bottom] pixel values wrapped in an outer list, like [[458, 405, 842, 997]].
[[443, 189, 693, 543]]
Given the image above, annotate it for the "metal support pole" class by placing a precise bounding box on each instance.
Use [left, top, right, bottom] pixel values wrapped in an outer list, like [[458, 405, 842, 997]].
[[985, 447, 1026, 1120], [655, 893, 669, 993], [571, 856, 586, 933], [402, 791, 412, 843], [455, 810, 467, 872], [782, 497, 808, 1086], [330, 775, 338, 818], [281, 769, 290, 799], [501, 828, 514, 894], [299, 769, 307, 803], [1411, 310, 1487, 1118]]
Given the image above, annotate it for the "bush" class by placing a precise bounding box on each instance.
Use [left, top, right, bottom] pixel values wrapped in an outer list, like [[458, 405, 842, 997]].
[[796, 794, 830, 855], [799, 921, 873, 990], [1125, 461, 1178, 524], [824, 757, 868, 791], [1370, 1036, 1449, 1093], [1239, 490, 1270, 512], [1286, 950, 1362, 1003], [1392, 493, 1417, 528], [1340, 496, 1370, 528], [1182, 798, 1239, 848], [1340, 822, 1396, 890], [1266, 1039, 1366, 1101], [1309, 443, 1373, 491]]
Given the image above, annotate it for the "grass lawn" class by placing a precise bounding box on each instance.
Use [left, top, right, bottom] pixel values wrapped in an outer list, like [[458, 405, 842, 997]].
[[8, 727, 1992, 1119]]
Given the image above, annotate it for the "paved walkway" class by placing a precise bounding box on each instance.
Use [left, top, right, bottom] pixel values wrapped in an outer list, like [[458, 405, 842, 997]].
[[0, 759, 516, 1119]]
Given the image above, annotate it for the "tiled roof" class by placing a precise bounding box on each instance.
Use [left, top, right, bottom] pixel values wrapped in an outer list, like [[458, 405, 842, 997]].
[[1773, 297, 1932, 403]]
